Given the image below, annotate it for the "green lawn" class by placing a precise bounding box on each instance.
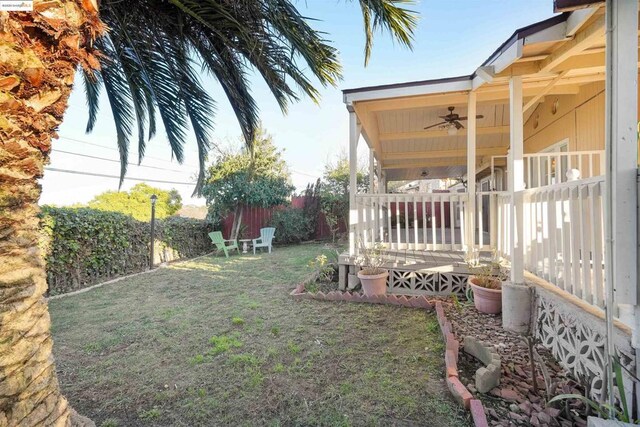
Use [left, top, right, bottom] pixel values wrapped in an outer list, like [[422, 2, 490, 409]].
[[49, 244, 470, 427]]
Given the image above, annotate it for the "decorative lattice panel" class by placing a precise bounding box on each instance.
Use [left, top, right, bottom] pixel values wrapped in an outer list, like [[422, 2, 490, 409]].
[[414, 271, 438, 293], [438, 273, 469, 296], [388, 269, 414, 291], [535, 296, 635, 402], [386, 269, 466, 296]]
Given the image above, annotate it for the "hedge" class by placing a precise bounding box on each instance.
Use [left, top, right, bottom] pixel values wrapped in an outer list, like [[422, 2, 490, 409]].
[[40, 206, 214, 295]]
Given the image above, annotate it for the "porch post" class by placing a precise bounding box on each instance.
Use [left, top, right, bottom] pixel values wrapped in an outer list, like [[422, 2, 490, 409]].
[[604, 0, 638, 410], [604, 0, 638, 330], [466, 91, 477, 253], [376, 161, 382, 194], [501, 75, 532, 334], [348, 107, 361, 256], [508, 76, 525, 284], [369, 149, 375, 193]]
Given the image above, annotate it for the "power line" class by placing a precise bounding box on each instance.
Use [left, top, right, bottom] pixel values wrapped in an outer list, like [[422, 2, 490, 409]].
[[56, 135, 200, 168], [291, 170, 320, 178], [52, 149, 187, 173], [44, 167, 197, 185]]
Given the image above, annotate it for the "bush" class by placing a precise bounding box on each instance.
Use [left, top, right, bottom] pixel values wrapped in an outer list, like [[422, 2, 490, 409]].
[[269, 207, 310, 244], [40, 206, 213, 295]]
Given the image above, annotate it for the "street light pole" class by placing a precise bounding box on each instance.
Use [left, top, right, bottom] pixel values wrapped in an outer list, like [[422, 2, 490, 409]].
[[150, 194, 157, 269]]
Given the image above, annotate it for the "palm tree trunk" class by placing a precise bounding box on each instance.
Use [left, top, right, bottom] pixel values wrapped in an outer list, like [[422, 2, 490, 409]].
[[0, 2, 102, 426]]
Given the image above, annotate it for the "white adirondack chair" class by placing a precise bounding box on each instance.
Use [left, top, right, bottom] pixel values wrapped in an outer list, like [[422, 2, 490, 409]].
[[253, 227, 275, 254]]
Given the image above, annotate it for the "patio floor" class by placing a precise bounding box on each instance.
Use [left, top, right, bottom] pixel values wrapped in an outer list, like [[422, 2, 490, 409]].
[[49, 243, 471, 426]]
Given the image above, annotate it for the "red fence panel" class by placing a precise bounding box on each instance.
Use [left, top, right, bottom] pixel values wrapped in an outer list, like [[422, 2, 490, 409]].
[[219, 197, 342, 240]]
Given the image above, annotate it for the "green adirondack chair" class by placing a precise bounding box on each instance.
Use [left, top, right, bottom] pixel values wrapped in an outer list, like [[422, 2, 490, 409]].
[[252, 227, 276, 254], [208, 231, 239, 258]]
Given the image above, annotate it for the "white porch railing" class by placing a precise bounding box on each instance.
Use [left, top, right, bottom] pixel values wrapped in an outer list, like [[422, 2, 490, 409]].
[[355, 192, 509, 253], [355, 193, 468, 251], [491, 150, 605, 190], [353, 175, 610, 314], [522, 176, 606, 310]]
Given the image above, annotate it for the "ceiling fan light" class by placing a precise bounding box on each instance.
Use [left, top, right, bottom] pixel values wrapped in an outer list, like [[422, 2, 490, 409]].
[[447, 125, 458, 136]]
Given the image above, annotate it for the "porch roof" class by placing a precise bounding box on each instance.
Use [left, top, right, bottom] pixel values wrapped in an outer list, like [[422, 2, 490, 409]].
[[343, 4, 618, 182]]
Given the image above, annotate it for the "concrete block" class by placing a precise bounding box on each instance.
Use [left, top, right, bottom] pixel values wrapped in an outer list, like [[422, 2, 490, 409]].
[[476, 365, 500, 393], [347, 274, 360, 290], [502, 281, 533, 333], [587, 417, 636, 427], [338, 264, 347, 291], [463, 336, 501, 394]]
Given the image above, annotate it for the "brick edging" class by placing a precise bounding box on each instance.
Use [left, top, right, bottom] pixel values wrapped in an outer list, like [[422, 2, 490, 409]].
[[289, 283, 433, 309], [435, 301, 489, 427]]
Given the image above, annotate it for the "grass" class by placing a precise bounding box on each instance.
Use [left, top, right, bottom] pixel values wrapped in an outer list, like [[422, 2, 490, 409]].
[[50, 244, 470, 426]]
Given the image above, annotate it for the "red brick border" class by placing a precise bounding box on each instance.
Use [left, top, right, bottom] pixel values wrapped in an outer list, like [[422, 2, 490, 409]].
[[290, 284, 434, 309], [435, 301, 489, 427]]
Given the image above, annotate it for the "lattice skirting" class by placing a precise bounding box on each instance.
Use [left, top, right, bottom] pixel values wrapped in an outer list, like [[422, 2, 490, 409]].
[[534, 292, 635, 402], [386, 269, 468, 296]]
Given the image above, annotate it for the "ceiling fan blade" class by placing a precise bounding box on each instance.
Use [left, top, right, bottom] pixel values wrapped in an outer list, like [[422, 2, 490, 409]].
[[454, 121, 464, 130], [424, 121, 447, 130], [456, 114, 484, 121]]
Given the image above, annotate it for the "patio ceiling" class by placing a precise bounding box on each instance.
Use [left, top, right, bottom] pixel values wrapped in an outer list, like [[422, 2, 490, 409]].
[[343, 5, 639, 182]]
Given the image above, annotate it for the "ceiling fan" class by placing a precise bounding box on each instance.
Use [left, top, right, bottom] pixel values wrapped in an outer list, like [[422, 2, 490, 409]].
[[424, 106, 484, 130]]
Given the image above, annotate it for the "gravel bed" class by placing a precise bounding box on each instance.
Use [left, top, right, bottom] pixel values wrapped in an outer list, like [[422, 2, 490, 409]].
[[442, 299, 589, 427]]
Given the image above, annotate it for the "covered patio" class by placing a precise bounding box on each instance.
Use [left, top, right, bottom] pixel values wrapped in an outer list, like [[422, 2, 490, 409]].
[[339, 1, 640, 405]]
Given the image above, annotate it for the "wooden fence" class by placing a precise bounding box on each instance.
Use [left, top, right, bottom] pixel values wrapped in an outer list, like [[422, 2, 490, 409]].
[[220, 197, 345, 241]]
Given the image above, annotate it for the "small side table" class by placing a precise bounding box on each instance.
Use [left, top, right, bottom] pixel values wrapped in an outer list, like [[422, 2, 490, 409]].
[[239, 239, 252, 254]]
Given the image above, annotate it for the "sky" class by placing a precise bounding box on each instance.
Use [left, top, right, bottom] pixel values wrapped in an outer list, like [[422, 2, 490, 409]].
[[39, 0, 556, 207]]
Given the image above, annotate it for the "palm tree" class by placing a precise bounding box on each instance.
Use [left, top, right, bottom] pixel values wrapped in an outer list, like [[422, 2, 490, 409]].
[[0, 0, 416, 425]]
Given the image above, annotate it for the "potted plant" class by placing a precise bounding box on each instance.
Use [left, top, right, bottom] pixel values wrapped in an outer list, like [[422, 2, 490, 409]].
[[467, 261, 507, 314], [355, 241, 388, 296]]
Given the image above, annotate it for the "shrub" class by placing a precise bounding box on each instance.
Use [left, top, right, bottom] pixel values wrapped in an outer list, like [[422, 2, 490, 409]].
[[269, 207, 310, 244], [39, 206, 213, 295]]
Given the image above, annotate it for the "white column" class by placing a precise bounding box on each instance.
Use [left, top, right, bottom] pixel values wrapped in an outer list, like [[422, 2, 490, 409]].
[[604, 0, 639, 312], [348, 108, 361, 256], [509, 76, 524, 284], [376, 161, 382, 194], [369, 149, 375, 193], [467, 91, 477, 252], [603, 1, 638, 409]]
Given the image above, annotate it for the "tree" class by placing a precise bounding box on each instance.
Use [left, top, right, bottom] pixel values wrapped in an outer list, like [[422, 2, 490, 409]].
[[0, 1, 416, 424], [202, 129, 294, 239], [320, 153, 369, 241], [86, 183, 182, 221]]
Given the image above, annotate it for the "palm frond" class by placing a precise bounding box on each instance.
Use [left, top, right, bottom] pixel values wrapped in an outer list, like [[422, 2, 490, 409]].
[[82, 68, 101, 133], [85, 0, 417, 193]]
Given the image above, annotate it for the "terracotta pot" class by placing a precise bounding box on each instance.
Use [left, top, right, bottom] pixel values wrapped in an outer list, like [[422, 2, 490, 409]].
[[469, 276, 502, 314], [357, 269, 389, 296]]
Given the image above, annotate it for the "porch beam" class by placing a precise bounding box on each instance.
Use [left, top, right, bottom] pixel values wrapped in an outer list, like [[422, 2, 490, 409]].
[[509, 76, 525, 284], [467, 91, 477, 251], [539, 14, 605, 72], [348, 108, 362, 256], [523, 70, 570, 113], [381, 147, 506, 161], [379, 126, 509, 141], [382, 159, 467, 169]]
